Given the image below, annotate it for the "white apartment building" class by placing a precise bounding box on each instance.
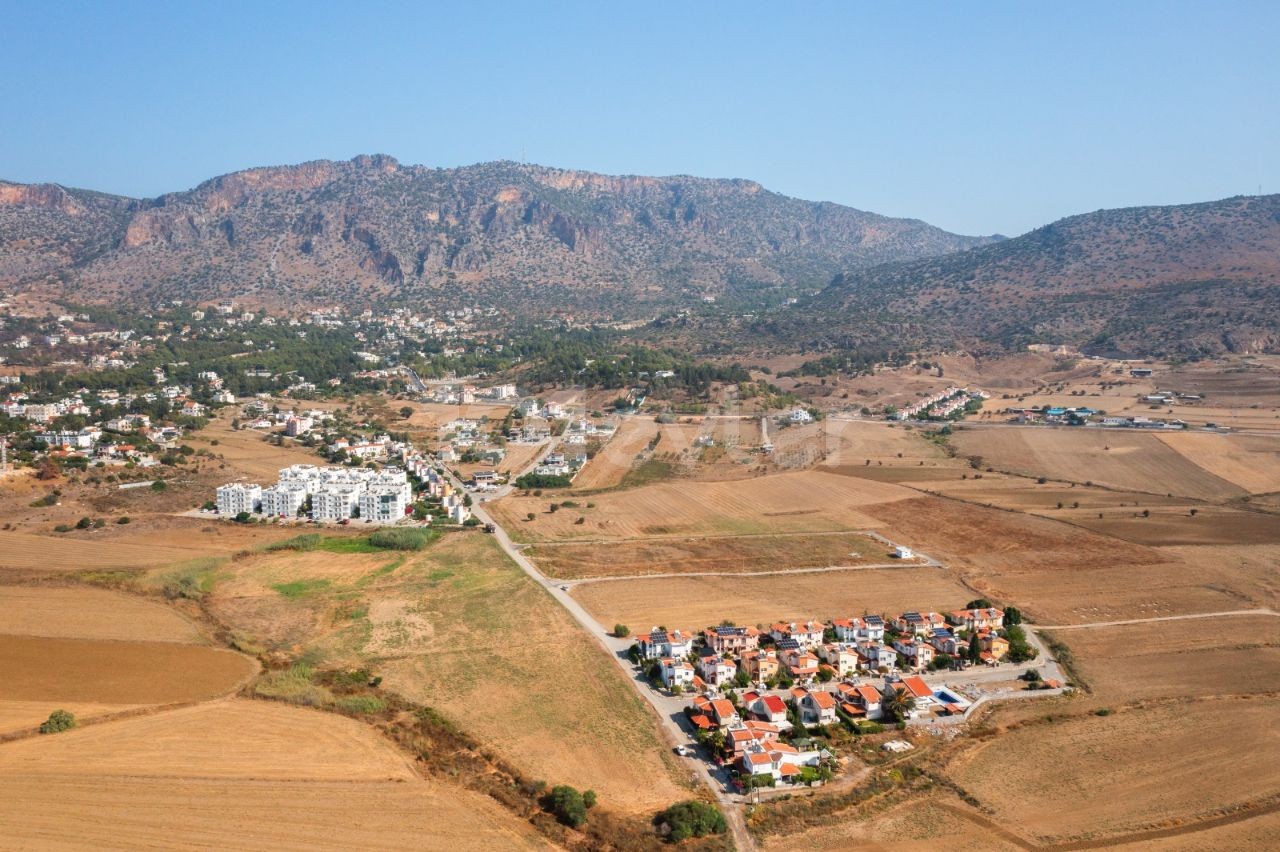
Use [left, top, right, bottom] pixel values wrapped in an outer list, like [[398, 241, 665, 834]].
[[312, 487, 361, 521], [260, 483, 308, 517], [359, 488, 408, 523], [216, 483, 262, 515]]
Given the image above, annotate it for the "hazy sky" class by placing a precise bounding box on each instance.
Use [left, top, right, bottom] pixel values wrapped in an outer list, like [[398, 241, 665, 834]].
[[2, 2, 1276, 236]]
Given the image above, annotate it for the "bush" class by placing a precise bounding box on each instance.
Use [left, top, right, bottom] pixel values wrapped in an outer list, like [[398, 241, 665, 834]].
[[234, 511, 252, 523], [116, 516, 131, 525], [368, 527, 437, 551], [151, 479, 167, 491], [659, 800, 726, 842], [75, 516, 93, 529], [39, 709, 77, 734], [549, 785, 588, 828], [264, 533, 323, 552], [614, 624, 630, 638], [53, 524, 72, 533]]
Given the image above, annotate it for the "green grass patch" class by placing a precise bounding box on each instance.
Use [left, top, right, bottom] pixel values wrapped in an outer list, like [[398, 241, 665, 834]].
[[355, 555, 406, 586], [619, 458, 678, 489], [336, 695, 387, 714], [272, 578, 333, 598], [156, 557, 225, 600], [253, 663, 333, 707]]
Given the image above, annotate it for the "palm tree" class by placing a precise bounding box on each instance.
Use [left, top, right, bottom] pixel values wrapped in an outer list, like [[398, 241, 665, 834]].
[[881, 687, 917, 723]]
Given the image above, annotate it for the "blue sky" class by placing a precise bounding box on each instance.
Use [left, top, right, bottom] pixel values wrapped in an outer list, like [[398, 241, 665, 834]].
[[1, 2, 1276, 235]]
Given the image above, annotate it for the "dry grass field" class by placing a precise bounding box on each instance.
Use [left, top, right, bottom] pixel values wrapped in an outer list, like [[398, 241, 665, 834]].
[[0, 635, 255, 704], [571, 416, 659, 489], [186, 412, 320, 482], [1156, 431, 1280, 494], [402, 401, 512, 430], [527, 531, 894, 579], [0, 700, 146, 736], [202, 532, 687, 813], [572, 565, 970, 632], [948, 698, 1280, 845], [493, 468, 915, 542]]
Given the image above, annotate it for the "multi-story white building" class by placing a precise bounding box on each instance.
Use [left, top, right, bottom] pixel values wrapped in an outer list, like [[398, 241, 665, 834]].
[[359, 487, 408, 523], [216, 483, 262, 515], [312, 487, 361, 521], [260, 483, 308, 517]]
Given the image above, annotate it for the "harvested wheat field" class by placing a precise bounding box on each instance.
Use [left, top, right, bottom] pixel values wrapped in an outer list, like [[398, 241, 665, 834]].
[[572, 565, 970, 632], [0, 776, 549, 851], [493, 469, 914, 542], [0, 699, 547, 851], [0, 530, 213, 573], [527, 531, 894, 579], [0, 699, 415, 781], [1156, 432, 1280, 494], [572, 416, 659, 489], [1052, 615, 1280, 701], [0, 700, 146, 736], [0, 586, 201, 643], [948, 697, 1280, 845], [950, 426, 1247, 501], [0, 635, 255, 704]]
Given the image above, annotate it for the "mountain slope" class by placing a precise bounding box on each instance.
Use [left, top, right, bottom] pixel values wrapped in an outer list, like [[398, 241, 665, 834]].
[[787, 195, 1280, 357], [0, 156, 995, 316]]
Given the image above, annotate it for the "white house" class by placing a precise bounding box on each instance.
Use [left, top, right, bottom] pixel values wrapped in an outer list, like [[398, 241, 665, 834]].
[[659, 657, 696, 689]]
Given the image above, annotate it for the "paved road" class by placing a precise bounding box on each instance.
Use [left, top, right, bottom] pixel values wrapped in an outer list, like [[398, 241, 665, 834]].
[[1036, 608, 1279, 630], [456, 470, 757, 849]]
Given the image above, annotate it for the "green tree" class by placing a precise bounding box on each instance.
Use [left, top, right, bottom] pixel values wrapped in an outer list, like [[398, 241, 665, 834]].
[[659, 801, 727, 842], [549, 785, 588, 828], [1003, 606, 1023, 627], [39, 709, 77, 734], [613, 623, 630, 638], [398, 406, 414, 419]]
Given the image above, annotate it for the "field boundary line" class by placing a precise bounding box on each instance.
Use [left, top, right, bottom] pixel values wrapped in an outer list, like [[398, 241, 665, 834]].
[[1037, 608, 1278, 630], [559, 561, 939, 586]]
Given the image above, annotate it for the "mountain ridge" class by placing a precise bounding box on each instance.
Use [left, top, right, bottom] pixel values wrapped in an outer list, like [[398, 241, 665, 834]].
[[0, 155, 997, 316], [780, 193, 1280, 357]]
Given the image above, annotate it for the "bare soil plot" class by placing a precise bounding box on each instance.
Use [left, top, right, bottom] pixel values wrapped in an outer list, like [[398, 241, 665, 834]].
[[1055, 616, 1280, 702], [0, 586, 201, 643], [402, 401, 512, 431], [572, 416, 658, 489], [571, 566, 970, 632], [0, 635, 255, 704], [1107, 807, 1280, 850], [948, 698, 1280, 845], [949, 427, 1246, 501], [0, 699, 415, 781], [1157, 432, 1280, 494], [492, 469, 915, 542], [818, 419, 952, 468], [527, 531, 894, 580]]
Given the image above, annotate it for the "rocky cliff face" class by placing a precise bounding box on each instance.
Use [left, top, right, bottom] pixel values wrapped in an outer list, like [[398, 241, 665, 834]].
[[0, 156, 996, 316]]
